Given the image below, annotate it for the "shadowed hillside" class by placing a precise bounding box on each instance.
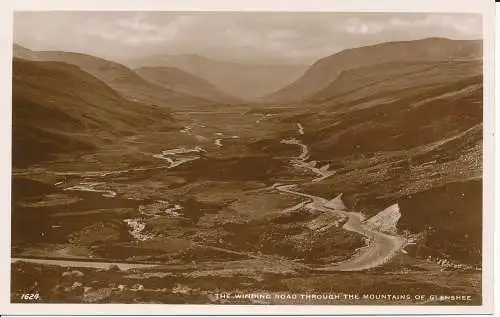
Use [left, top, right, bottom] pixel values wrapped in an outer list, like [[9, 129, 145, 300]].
[[12, 58, 175, 167], [13, 45, 219, 108]]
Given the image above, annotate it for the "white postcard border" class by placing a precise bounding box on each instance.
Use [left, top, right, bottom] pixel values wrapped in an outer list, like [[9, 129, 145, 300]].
[[0, 0, 495, 315]]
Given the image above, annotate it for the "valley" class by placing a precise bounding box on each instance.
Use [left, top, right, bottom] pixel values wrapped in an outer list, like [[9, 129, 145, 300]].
[[11, 37, 483, 305]]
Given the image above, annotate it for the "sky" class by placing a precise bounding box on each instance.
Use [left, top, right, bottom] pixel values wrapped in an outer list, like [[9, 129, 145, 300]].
[[13, 12, 482, 65]]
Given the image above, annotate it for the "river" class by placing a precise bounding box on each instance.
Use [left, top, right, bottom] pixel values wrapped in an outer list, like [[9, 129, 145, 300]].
[[13, 123, 405, 272]]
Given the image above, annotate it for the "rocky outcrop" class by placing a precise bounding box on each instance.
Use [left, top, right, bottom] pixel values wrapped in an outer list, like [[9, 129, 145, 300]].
[[324, 194, 346, 210], [364, 203, 401, 234]]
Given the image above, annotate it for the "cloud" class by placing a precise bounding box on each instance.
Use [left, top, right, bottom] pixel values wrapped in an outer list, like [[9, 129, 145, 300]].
[[116, 15, 159, 32], [387, 14, 482, 35], [76, 13, 191, 47], [14, 12, 482, 64], [344, 19, 383, 35]]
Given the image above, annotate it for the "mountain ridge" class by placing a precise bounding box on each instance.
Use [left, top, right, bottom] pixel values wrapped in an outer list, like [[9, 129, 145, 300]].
[[12, 44, 235, 107], [264, 37, 482, 103]]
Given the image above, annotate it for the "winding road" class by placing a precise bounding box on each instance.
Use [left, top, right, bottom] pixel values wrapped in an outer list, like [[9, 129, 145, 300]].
[[276, 123, 406, 271]]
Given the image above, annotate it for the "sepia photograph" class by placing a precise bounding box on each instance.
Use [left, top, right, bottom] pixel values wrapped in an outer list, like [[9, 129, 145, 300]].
[[2, 0, 495, 315]]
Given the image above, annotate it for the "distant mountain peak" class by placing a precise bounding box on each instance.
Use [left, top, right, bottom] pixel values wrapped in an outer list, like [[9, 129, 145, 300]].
[[125, 53, 308, 100], [13, 43, 31, 50], [134, 65, 242, 103]]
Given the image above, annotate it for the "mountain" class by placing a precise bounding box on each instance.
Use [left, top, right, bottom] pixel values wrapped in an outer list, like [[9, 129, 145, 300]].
[[265, 37, 482, 103], [13, 43, 33, 59], [134, 66, 241, 103], [126, 54, 308, 100], [12, 58, 174, 167], [274, 57, 483, 264], [12, 45, 217, 108]]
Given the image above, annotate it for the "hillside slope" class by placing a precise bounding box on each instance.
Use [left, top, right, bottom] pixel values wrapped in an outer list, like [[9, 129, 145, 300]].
[[266, 38, 482, 103], [12, 58, 174, 167], [277, 59, 483, 264], [13, 45, 216, 108]]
